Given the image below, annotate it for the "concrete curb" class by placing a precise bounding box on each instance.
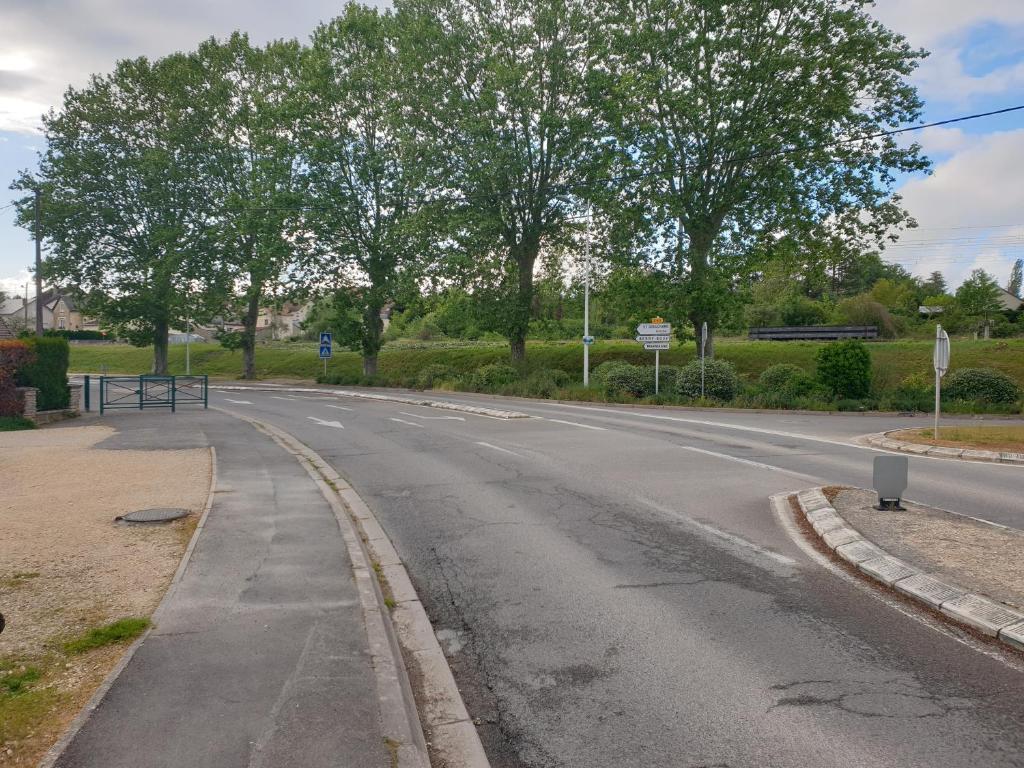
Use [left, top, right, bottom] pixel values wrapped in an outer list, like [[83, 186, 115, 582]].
[[220, 409, 491, 768], [38, 445, 219, 768], [794, 488, 1024, 654], [864, 430, 1024, 466], [210, 384, 529, 420]]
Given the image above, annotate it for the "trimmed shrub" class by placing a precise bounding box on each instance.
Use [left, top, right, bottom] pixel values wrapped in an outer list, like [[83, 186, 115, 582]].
[[885, 373, 934, 412], [522, 368, 571, 398], [815, 340, 871, 399], [0, 340, 35, 417], [944, 367, 1021, 404], [759, 364, 813, 396], [835, 295, 897, 338], [604, 363, 652, 398], [471, 362, 518, 391], [677, 358, 739, 401], [591, 360, 634, 387], [657, 365, 680, 394], [415, 363, 456, 389], [16, 336, 70, 411]]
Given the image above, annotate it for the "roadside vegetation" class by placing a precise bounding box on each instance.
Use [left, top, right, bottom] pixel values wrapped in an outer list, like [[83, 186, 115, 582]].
[[891, 426, 1024, 452]]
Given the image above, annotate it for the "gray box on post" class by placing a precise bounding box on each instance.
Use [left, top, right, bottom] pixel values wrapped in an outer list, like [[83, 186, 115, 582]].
[[873, 455, 908, 510]]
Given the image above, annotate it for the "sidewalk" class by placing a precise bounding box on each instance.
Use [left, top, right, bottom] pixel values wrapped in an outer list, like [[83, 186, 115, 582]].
[[51, 411, 393, 768]]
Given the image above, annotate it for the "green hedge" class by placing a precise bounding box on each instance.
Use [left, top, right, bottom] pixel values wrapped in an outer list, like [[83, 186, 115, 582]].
[[16, 336, 70, 410]]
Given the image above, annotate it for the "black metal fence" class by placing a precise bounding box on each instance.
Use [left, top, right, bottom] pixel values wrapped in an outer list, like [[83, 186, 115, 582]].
[[90, 375, 208, 414]]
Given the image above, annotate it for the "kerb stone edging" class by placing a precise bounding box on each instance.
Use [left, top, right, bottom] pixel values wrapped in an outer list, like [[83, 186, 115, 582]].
[[38, 446, 219, 768], [864, 430, 1024, 466], [794, 488, 1024, 654], [211, 384, 529, 420], [220, 408, 491, 768]]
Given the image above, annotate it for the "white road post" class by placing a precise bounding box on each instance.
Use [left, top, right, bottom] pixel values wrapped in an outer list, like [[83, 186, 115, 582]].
[[700, 321, 707, 399], [933, 324, 950, 440], [655, 350, 660, 396], [185, 309, 192, 376], [583, 204, 592, 388]]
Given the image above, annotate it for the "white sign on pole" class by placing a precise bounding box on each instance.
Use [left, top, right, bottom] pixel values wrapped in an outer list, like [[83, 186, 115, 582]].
[[643, 341, 670, 350], [933, 325, 949, 440], [636, 323, 671, 335], [700, 321, 708, 399], [636, 334, 671, 342]]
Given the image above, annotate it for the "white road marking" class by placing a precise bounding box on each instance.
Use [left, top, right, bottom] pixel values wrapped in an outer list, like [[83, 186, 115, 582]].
[[676, 444, 820, 482], [307, 416, 344, 429], [770, 494, 1023, 671], [271, 396, 298, 401], [475, 441, 524, 458], [326, 404, 353, 411], [544, 418, 607, 431], [224, 398, 253, 405], [399, 411, 465, 421], [640, 497, 796, 567], [390, 417, 424, 428]]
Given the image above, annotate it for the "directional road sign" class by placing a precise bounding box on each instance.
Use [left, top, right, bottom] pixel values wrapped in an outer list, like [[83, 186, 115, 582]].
[[637, 323, 671, 335], [636, 334, 671, 342], [643, 341, 670, 350]]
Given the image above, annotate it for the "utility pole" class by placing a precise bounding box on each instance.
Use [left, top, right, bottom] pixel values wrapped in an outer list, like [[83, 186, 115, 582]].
[[34, 188, 43, 337], [583, 204, 592, 387]]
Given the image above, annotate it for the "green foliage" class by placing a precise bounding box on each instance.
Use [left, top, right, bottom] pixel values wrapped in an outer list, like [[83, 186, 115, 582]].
[[944, 368, 1021, 404], [676, 359, 739, 401], [216, 329, 244, 352], [815, 340, 872, 399], [779, 297, 829, 327], [415, 363, 456, 389], [1010, 259, 1023, 299], [835, 295, 897, 338], [956, 269, 1002, 318], [16, 336, 70, 411], [470, 363, 518, 391], [63, 618, 151, 655], [657, 364, 680, 394], [0, 416, 36, 431], [603, 363, 653, 398], [521, 368, 572, 398], [44, 329, 108, 341], [591, 360, 634, 387], [0, 666, 41, 696], [883, 373, 934, 412], [759, 363, 815, 398], [0, 340, 35, 417]]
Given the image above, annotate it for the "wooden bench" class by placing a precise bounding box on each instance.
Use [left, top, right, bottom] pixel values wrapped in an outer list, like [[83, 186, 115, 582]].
[[748, 325, 879, 341]]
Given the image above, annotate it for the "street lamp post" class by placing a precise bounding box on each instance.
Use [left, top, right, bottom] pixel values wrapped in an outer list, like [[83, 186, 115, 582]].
[[583, 205, 592, 387]]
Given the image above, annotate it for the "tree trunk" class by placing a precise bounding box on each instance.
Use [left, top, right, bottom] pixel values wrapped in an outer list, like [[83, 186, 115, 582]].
[[508, 240, 539, 363], [362, 301, 384, 378], [152, 318, 169, 375], [241, 289, 260, 380], [363, 354, 378, 377], [685, 226, 716, 359]]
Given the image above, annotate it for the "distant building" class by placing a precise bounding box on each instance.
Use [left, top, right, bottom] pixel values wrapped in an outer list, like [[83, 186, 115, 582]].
[[996, 286, 1023, 312], [0, 287, 87, 332], [256, 302, 311, 340]]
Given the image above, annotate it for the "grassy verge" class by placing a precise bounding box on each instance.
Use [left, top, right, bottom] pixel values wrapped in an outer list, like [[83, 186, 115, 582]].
[[891, 426, 1024, 452], [62, 618, 151, 655], [0, 415, 36, 431]]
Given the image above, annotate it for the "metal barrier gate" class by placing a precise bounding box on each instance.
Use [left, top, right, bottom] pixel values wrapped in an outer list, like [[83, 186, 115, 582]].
[[94, 375, 208, 414]]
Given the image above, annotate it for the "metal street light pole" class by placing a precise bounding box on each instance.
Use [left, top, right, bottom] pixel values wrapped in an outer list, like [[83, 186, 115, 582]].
[[34, 188, 43, 336], [583, 205, 592, 387]]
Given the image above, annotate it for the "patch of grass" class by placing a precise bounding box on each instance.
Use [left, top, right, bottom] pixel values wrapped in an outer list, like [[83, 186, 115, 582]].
[[1, 571, 40, 590], [62, 617, 151, 655], [0, 666, 42, 695], [0, 415, 36, 431], [894, 426, 1024, 452]]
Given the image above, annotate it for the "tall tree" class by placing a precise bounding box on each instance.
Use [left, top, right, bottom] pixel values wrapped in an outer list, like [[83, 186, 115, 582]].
[[1009, 258, 1023, 299], [191, 34, 305, 379], [921, 270, 947, 297], [592, 0, 928, 355], [396, 0, 599, 361], [299, 3, 421, 376], [12, 55, 222, 373], [956, 268, 1001, 319]]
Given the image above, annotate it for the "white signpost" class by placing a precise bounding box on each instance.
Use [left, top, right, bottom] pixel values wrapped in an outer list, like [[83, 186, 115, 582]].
[[700, 321, 708, 399], [933, 324, 950, 439], [636, 318, 671, 394]]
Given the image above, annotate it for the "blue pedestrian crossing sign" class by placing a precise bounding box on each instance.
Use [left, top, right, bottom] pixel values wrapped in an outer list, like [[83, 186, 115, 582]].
[[319, 331, 332, 359]]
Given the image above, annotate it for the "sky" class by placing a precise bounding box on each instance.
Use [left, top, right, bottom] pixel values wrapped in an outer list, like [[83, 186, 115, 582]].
[[0, 0, 1023, 300]]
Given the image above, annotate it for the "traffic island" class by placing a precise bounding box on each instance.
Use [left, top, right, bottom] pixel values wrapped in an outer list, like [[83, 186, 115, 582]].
[[864, 427, 1024, 465], [793, 487, 1024, 653]]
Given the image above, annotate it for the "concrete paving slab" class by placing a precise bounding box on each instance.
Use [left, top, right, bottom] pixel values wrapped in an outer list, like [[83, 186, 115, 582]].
[[894, 573, 966, 609], [835, 539, 886, 565], [822, 526, 861, 549], [999, 621, 1024, 652]]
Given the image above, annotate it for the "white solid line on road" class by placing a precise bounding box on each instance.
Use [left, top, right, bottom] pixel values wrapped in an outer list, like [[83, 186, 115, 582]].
[[307, 416, 344, 429], [399, 411, 465, 421], [544, 418, 607, 431], [475, 441, 525, 458], [270, 396, 298, 401], [224, 398, 253, 405], [390, 417, 424, 428], [326, 404, 353, 411], [640, 497, 796, 567], [676, 444, 819, 482]]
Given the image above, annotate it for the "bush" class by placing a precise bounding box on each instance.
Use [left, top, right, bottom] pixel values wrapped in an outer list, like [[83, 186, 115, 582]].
[[415, 363, 457, 389], [15, 336, 70, 411], [44, 329, 108, 341], [835, 295, 897, 338], [780, 297, 829, 327], [0, 340, 35, 417], [521, 368, 571, 398], [677, 358, 739, 401], [591, 360, 634, 387], [657, 365, 680, 394], [884, 373, 934, 412], [604, 363, 652, 398], [471, 362, 518, 391], [759, 364, 812, 394], [815, 340, 871, 399], [944, 367, 1021, 404]]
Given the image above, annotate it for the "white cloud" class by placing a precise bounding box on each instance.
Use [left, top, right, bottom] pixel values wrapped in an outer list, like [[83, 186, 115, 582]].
[[0, 268, 34, 297], [889, 129, 1024, 288]]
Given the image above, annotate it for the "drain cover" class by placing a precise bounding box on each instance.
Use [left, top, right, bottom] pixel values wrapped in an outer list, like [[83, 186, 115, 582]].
[[116, 508, 190, 524]]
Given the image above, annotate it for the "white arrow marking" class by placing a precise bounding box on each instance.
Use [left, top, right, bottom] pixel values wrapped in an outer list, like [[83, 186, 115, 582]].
[[398, 411, 464, 421], [390, 417, 424, 428], [325, 404, 353, 411], [307, 416, 344, 429], [224, 398, 253, 405]]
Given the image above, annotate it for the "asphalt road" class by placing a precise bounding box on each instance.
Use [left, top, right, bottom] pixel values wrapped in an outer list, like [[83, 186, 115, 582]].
[[202, 387, 1024, 768]]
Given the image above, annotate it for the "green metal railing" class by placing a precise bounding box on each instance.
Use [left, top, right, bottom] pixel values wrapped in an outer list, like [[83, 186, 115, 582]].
[[97, 375, 208, 414]]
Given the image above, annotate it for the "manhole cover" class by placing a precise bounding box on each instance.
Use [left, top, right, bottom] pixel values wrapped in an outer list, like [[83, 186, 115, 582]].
[[116, 508, 190, 524]]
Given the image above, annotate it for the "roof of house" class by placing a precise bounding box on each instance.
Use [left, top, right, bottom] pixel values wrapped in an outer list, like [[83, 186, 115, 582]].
[[997, 286, 1023, 310]]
